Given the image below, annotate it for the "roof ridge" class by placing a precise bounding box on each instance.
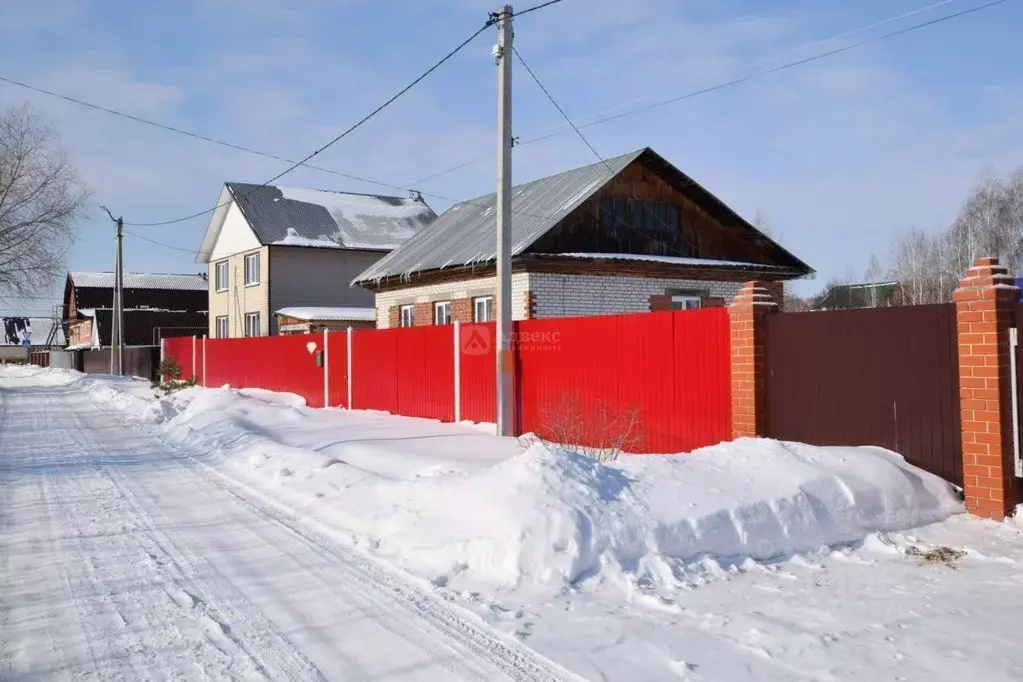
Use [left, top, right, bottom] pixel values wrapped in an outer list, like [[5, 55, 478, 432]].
[[453, 147, 646, 207], [225, 181, 411, 203]]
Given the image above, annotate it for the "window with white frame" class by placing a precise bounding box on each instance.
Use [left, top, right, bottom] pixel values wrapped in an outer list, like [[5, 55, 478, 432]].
[[434, 301, 451, 325], [473, 296, 493, 322], [215, 316, 229, 338], [244, 252, 260, 286], [215, 260, 229, 292], [399, 304, 414, 327], [244, 312, 261, 337], [670, 294, 702, 310]]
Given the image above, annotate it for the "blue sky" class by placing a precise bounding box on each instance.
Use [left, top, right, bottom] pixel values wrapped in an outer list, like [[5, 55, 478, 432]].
[[1, 0, 1021, 316]]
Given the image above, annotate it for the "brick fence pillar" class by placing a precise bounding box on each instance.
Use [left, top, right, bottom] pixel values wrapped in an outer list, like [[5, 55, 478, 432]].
[[953, 257, 1020, 519], [729, 281, 779, 439]]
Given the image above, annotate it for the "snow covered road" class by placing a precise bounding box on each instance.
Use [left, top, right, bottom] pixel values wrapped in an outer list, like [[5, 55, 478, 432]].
[[0, 382, 577, 681]]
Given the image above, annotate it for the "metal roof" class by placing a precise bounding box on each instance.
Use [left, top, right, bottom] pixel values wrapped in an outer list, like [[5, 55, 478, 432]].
[[69, 272, 208, 290], [226, 182, 437, 251], [353, 149, 644, 284]]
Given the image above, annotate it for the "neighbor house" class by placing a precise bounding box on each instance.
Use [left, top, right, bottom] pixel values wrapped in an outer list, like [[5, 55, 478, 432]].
[[353, 147, 813, 327], [814, 281, 904, 311], [63, 271, 208, 349], [195, 182, 436, 338]]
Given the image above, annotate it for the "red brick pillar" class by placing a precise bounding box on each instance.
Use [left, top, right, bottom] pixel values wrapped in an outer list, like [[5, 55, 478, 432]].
[[729, 281, 779, 439], [953, 257, 1020, 519]]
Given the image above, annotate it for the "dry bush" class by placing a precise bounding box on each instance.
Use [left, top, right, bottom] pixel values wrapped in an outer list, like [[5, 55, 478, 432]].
[[539, 392, 643, 463]]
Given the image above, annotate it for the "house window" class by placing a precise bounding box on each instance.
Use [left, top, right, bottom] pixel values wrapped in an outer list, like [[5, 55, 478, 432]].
[[215, 260, 229, 292], [244, 312, 261, 337], [215, 316, 229, 338], [399, 304, 414, 328], [671, 296, 701, 310], [244, 252, 260, 286], [434, 301, 451, 325], [473, 296, 493, 323]]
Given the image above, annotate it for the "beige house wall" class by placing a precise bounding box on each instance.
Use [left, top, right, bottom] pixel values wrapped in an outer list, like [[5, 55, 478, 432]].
[[208, 246, 270, 337]]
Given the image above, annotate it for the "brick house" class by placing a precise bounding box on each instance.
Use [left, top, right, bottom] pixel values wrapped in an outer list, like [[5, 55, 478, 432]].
[[353, 148, 813, 326]]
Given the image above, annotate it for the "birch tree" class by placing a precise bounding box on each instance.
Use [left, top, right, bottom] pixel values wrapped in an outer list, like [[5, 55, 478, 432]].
[[0, 104, 87, 301]]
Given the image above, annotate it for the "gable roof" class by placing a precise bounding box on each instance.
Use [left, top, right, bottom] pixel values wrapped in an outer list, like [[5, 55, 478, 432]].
[[353, 147, 812, 285], [196, 182, 436, 262]]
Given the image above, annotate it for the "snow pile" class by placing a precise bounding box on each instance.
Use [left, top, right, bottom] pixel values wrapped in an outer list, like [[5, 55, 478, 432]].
[[81, 379, 962, 594], [14, 367, 961, 595]]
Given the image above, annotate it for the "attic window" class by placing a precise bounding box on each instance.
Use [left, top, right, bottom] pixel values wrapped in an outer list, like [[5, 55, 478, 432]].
[[600, 197, 681, 235]]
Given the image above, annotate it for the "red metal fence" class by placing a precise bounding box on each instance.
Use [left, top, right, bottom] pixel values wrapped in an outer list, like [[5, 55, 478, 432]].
[[161, 309, 732, 454]]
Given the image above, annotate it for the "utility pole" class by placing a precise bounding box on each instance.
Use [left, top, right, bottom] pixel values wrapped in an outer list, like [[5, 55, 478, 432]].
[[494, 5, 514, 436], [100, 205, 125, 376]]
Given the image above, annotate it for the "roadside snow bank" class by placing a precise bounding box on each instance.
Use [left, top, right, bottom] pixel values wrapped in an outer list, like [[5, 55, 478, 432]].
[[73, 374, 962, 594]]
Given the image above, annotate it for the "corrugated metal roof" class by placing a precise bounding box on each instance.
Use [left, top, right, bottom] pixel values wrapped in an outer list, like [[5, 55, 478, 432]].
[[275, 306, 376, 321], [353, 149, 643, 283], [226, 182, 437, 251], [69, 272, 208, 290]]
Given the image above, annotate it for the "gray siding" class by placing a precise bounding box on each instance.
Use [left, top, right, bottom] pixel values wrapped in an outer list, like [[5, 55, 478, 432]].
[[267, 246, 384, 334]]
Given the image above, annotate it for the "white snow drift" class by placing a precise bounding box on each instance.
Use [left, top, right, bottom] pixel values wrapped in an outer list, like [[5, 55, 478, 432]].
[[54, 369, 964, 595]]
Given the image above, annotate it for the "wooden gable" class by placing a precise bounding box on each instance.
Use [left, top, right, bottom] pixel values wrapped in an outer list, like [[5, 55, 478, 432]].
[[526, 155, 789, 267]]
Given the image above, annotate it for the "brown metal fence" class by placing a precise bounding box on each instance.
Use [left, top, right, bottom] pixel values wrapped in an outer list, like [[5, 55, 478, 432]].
[[764, 303, 962, 486]]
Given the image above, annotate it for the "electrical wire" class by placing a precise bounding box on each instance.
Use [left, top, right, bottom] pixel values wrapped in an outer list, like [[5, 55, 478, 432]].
[[411, 0, 1011, 184], [513, 46, 698, 258], [124, 18, 498, 228], [511, 0, 567, 19], [520, 0, 1013, 145]]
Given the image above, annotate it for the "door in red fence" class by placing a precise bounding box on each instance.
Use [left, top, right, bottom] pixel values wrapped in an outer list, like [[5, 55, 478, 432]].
[[395, 325, 455, 421], [326, 331, 349, 408], [351, 328, 400, 413], [163, 337, 195, 380]]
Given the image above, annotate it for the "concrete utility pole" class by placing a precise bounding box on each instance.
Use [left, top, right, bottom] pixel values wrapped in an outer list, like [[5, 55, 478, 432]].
[[101, 205, 125, 376], [494, 5, 514, 437]]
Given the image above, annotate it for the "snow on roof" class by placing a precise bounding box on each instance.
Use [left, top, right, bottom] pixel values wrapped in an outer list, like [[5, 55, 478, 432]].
[[275, 307, 377, 322], [548, 253, 787, 269], [226, 182, 437, 251], [70, 271, 208, 290]]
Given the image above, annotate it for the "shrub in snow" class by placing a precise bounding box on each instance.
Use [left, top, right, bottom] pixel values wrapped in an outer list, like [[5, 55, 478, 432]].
[[539, 392, 643, 463], [153, 357, 196, 395]]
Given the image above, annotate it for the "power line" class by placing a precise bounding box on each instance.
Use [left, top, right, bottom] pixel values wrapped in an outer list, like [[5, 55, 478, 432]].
[[124, 18, 498, 228], [125, 229, 201, 255], [2, 73, 567, 229], [513, 46, 697, 258], [512, 0, 567, 18], [411, 0, 1010, 184], [521, 0, 1013, 144]]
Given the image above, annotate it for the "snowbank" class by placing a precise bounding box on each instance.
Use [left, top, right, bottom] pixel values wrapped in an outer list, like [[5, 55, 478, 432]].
[[9, 368, 963, 595]]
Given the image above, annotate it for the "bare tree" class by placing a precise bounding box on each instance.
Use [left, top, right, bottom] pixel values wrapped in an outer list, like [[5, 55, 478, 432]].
[[0, 104, 87, 301]]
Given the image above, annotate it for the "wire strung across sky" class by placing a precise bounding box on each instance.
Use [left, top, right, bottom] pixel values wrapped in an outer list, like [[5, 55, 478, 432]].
[[1, 0, 1009, 252], [409, 0, 1012, 186], [123, 16, 502, 228]]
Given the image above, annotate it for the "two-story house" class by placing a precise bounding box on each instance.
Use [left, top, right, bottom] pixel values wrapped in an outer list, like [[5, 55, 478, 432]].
[[353, 147, 813, 326], [195, 182, 436, 337]]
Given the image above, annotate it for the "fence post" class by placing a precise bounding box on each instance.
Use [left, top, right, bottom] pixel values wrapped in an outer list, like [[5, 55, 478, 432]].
[[323, 328, 330, 408], [453, 320, 461, 422], [160, 337, 165, 380], [728, 281, 779, 439], [191, 335, 196, 382], [201, 336, 206, 387], [346, 326, 353, 409], [953, 256, 1020, 519]]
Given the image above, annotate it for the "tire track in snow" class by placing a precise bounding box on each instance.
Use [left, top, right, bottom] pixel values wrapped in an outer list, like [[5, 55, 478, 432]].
[[86, 382, 584, 682]]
